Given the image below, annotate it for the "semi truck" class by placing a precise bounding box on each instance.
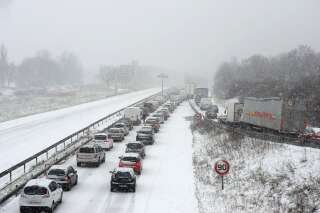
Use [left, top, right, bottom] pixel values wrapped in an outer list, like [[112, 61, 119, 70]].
[[194, 87, 209, 105], [225, 102, 244, 124], [240, 97, 307, 134]]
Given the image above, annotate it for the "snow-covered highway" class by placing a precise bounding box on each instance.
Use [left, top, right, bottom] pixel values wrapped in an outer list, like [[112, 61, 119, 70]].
[[1, 102, 198, 213], [0, 88, 160, 172]]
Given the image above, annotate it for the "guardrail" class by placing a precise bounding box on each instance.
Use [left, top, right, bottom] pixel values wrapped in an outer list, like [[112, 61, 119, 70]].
[[0, 91, 163, 204], [187, 100, 320, 148]]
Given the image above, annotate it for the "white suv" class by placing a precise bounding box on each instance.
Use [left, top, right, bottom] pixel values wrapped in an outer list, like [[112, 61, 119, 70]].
[[76, 144, 105, 167], [19, 178, 63, 213], [93, 133, 114, 151]]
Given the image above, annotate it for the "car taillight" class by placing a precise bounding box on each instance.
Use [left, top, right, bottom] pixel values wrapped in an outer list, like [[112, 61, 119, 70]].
[[64, 176, 70, 181], [134, 162, 141, 168]]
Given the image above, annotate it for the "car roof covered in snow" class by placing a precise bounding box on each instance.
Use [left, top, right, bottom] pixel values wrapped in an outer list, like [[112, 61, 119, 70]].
[[114, 167, 134, 173], [122, 153, 140, 158], [48, 164, 69, 171], [94, 133, 107, 136], [25, 178, 53, 188]]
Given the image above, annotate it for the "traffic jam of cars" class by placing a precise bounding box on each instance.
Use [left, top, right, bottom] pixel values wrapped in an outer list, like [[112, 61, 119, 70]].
[[18, 93, 186, 213]]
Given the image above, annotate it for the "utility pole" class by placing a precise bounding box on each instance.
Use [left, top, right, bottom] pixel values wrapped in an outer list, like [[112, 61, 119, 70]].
[[157, 73, 168, 101]]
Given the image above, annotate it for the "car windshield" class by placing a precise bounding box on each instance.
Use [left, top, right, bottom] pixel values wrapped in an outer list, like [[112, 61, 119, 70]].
[[24, 186, 48, 195], [94, 135, 107, 140], [48, 169, 65, 176], [79, 147, 94, 153], [146, 119, 156, 124], [109, 128, 120, 133], [122, 157, 138, 162], [139, 130, 151, 134], [115, 172, 131, 179], [127, 143, 142, 149]]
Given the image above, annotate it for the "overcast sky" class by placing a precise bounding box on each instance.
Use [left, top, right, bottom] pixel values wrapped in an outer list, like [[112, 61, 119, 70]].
[[1, 0, 320, 76]]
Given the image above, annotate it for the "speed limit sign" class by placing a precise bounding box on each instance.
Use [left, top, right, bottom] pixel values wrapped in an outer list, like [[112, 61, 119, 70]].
[[214, 160, 230, 176], [214, 160, 230, 190]]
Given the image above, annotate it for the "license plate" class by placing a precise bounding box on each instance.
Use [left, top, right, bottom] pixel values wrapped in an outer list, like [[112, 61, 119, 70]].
[[29, 200, 41, 204], [119, 185, 127, 188]]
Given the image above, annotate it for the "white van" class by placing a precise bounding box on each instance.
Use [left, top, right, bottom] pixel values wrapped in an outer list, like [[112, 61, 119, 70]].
[[124, 107, 142, 125]]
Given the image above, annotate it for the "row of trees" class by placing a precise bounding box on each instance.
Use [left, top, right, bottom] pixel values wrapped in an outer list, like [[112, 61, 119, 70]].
[[213, 45, 320, 100], [213, 45, 320, 125], [99, 61, 158, 91], [0, 45, 83, 88]]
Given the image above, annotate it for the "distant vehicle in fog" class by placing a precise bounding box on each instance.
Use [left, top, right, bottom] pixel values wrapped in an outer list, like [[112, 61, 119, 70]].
[[205, 110, 217, 119], [108, 128, 125, 141], [113, 123, 130, 135], [200, 98, 213, 110], [194, 87, 209, 98], [124, 107, 142, 125]]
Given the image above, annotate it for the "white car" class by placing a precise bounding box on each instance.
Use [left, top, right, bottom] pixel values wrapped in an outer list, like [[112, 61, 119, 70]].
[[19, 178, 63, 213], [93, 133, 114, 151]]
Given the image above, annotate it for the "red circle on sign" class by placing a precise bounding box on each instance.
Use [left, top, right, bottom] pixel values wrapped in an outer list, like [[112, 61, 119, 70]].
[[214, 160, 230, 176]]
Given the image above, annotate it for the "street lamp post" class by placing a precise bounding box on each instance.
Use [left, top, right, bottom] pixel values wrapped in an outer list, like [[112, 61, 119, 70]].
[[157, 73, 168, 101]]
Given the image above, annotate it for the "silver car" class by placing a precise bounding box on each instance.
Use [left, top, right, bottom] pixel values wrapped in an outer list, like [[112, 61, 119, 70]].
[[76, 144, 105, 167]]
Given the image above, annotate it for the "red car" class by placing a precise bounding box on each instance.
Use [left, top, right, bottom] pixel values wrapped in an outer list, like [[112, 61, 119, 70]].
[[118, 153, 142, 175], [299, 127, 320, 143]]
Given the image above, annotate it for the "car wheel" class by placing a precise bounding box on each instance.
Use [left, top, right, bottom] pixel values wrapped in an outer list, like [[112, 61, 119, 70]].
[[110, 186, 115, 192], [66, 183, 71, 191], [77, 162, 81, 167], [58, 192, 63, 203], [47, 202, 54, 213], [132, 184, 136, 193], [75, 177, 78, 185]]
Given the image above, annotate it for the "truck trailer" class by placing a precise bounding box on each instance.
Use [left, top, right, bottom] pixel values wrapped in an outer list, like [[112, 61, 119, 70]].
[[240, 97, 307, 134]]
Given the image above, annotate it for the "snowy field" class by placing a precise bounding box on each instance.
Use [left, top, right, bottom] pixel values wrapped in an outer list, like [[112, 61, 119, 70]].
[[0, 86, 127, 122], [0, 102, 198, 213], [192, 127, 320, 213], [0, 88, 159, 172]]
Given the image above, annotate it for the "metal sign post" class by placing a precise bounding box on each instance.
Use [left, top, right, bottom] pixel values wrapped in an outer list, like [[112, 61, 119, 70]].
[[214, 160, 230, 190]]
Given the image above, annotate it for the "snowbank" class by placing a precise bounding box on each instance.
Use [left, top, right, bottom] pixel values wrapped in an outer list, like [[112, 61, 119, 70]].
[[192, 129, 320, 213]]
